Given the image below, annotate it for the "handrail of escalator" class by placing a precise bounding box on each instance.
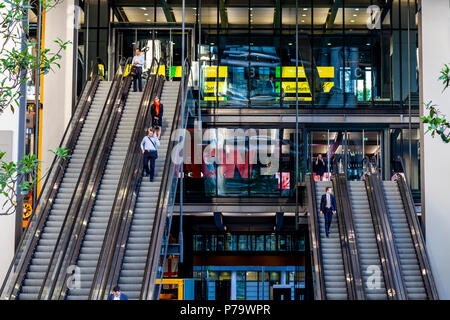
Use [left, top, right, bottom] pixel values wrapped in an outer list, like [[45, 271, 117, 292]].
[[97, 57, 166, 300], [305, 174, 326, 300], [140, 56, 193, 300], [332, 174, 365, 300], [0, 63, 101, 300], [36, 59, 132, 299], [364, 173, 407, 300], [42, 58, 136, 300], [85, 57, 165, 300], [395, 174, 439, 300]]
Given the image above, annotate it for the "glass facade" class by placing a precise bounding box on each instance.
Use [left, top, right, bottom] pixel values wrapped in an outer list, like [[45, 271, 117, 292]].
[[193, 266, 306, 301], [193, 233, 305, 252], [184, 127, 302, 198]]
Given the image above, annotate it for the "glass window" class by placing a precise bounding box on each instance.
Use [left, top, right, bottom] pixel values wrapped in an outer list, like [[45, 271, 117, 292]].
[[246, 271, 258, 281], [266, 234, 276, 251], [238, 235, 249, 251]]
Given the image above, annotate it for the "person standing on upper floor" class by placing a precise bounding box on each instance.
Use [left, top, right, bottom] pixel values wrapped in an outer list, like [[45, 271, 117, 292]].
[[265, 75, 276, 96], [313, 153, 326, 181], [320, 186, 337, 238], [108, 285, 128, 300], [132, 48, 145, 92], [141, 127, 160, 182], [151, 95, 163, 139]]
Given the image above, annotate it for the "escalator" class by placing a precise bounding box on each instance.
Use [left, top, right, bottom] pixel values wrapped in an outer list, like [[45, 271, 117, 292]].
[[0, 60, 132, 300], [309, 179, 348, 300], [381, 179, 438, 299], [64, 89, 143, 300], [116, 81, 179, 299], [347, 181, 387, 300], [307, 171, 439, 300], [17, 81, 113, 300]]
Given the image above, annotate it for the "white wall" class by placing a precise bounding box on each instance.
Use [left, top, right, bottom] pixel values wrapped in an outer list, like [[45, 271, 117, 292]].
[[421, 0, 450, 299], [41, 0, 75, 175]]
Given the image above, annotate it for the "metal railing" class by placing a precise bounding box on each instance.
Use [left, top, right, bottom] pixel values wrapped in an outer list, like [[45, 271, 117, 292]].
[[332, 174, 365, 300], [396, 174, 439, 299], [305, 174, 326, 300]]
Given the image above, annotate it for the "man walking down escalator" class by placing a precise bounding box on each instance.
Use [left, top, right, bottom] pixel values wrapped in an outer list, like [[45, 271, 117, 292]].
[[141, 128, 160, 182], [320, 187, 337, 238], [132, 48, 145, 92]]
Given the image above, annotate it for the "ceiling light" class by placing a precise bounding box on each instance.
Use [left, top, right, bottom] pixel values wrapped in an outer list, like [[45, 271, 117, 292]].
[[353, 14, 357, 16], [146, 19, 151, 22], [366, 43, 371, 46], [327, 42, 332, 46], [302, 14, 306, 17], [141, 7, 147, 10], [301, 20, 305, 23], [144, 13, 148, 16], [288, 43, 293, 46], [355, 8, 360, 11], [303, 8, 308, 11], [350, 19, 355, 23]]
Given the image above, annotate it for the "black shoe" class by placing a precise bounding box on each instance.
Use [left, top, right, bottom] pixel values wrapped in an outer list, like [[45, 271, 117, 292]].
[[150, 178, 154, 182], [326, 233, 329, 238]]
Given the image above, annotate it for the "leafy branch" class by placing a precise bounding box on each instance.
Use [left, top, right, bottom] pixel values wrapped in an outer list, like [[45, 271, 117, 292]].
[[420, 63, 450, 143], [0, 147, 69, 216], [0, 0, 70, 115]]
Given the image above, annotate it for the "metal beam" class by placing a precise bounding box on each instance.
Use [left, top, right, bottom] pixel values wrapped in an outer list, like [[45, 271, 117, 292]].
[[159, 0, 175, 23], [214, 212, 227, 231], [325, 0, 342, 30], [274, 212, 284, 231], [218, 0, 228, 29], [274, 0, 281, 29]]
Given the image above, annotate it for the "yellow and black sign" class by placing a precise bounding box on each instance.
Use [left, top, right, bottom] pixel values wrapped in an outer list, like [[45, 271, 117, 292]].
[[202, 66, 228, 101]]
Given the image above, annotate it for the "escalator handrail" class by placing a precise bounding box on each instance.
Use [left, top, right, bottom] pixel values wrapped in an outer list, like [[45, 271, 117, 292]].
[[305, 174, 326, 300], [37, 59, 132, 299], [332, 174, 366, 300], [45, 59, 136, 300], [99, 58, 166, 299], [87, 57, 165, 300], [395, 174, 439, 300], [0, 65, 100, 299], [364, 173, 407, 300], [140, 56, 192, 300]]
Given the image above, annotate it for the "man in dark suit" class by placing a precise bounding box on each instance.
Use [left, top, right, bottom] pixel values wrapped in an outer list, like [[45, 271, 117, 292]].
[[108, 285, 129, 300], [320, 186, 337, 238]]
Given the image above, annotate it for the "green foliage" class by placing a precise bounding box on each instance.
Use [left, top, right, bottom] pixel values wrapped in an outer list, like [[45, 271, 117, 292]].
[[0, 148, 69, 215], [0, 0, 70, 115], [421, 63, 450, 144]]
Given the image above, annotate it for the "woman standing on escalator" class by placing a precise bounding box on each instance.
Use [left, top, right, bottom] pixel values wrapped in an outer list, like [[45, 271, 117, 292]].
[[151, 96, 163, 139]]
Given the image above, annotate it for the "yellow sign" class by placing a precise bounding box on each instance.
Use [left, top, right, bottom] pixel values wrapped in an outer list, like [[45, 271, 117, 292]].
[[204, 66, 228, 78], [317, 66, 335, 78], [204, 81, 227, 94], [282, 81, 311, 93], [323, 81, 335, 93], [282, 66, 306, 78], [153, 64, 166, 76]]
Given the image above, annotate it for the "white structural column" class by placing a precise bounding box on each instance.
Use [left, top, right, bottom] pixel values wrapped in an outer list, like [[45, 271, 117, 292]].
[[41, 0, 75, 175], [0, 2, 20, 284], [421, 0, 450, 299]]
